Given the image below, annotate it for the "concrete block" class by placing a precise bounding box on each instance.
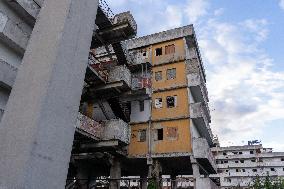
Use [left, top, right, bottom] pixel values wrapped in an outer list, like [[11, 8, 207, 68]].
[[0, 59, 17, 89], [0, 11, 29, 54]]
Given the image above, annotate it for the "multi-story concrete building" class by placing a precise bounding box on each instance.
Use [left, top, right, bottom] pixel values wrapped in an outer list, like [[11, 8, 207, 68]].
[[0, 0, 217, 188], [211, 144, 284, 189]]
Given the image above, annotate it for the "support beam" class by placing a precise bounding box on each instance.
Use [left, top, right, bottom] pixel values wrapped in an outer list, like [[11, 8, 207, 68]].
[[110, 158, 121, 189], [0, 0, 99, 188], [171, 175, 177, 189]]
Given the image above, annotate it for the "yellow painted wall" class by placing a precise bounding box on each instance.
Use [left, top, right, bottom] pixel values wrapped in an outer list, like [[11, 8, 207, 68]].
[[152, 88, 189, 120], [152, 119, 192, 154], [151, 38, 185, 66], [128, 123, 148, 156], [152, 61, 187, 91]]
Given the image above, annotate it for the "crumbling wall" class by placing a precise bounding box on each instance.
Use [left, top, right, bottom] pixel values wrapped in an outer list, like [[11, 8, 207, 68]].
[[102, 119, 130, 144], [108, 65, 131, 87]]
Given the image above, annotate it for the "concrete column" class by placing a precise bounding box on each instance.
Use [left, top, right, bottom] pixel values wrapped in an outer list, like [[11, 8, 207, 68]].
[[190, 156, 200, 189], [76, 165, 90, 189], [170, 175, 177, 189], [0, 0, 99, 188], [110, 158, 121, 189], [140, 175, 148, 189]]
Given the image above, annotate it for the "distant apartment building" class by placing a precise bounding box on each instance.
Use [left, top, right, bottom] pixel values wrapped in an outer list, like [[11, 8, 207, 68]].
[[211, 144, 284, 189]]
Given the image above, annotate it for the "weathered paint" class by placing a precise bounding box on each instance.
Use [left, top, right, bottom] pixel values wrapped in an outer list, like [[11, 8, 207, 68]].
[[152, 61, 187, 91], [128, 123, 148, 156], [152, 119, 192, 154], [151, 38, 185, 66], [152, 88, 189, 121]]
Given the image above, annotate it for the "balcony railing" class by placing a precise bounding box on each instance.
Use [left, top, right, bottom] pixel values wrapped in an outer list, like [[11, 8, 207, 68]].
[[75, 113, 130, 144], [192, 138, 217, 172], [190, 102, 213, 145], [187, 73, 209, 103]]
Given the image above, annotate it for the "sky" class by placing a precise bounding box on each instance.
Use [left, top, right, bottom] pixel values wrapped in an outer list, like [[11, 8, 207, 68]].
[[107, 0, 284, 151]]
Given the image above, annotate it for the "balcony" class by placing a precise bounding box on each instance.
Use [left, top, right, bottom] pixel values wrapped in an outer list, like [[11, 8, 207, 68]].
[[75, 113, 130, 144], [192, 138, 217, 173], [187, 73, 209, 103], [190, 102, 213, 146]]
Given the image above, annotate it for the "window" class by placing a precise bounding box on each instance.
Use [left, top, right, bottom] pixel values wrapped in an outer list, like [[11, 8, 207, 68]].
[[250, 150, 254, 154], [223, 152, 227, 155], [165, 44, 175, 54], [155, 71, 162, 81], [239, 151, 243, 154], [235, 160, 239, 163], [139, 100, 144, 112], [252, 169, 257, 172], [258, 158, 263, 162], [233, 152, 238, 155], [251, 159, 256, 162], [236, 169, 239, 172], [138, 129, 146, 142], [225, 170, 229, 172], [155, 47, 162, 56], [155, 98, 162, 108], [242, 169, 246, 172], [166, 127, 178, 139], [166, 96, 177, 108], [142, 50, 148, 58], [271, 168, 275, 171], [166, 68, 176, 80], [240, 160, 244, 163], [281, 158, 284, 161], [224, 160, 228, 163], [157, 129, 163, 140]]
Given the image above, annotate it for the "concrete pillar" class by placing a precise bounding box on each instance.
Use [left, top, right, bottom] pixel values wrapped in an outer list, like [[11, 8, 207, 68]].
[[170, 175, 177, 189], [149, 159, 162, 189], [76, 164, 90, 189], [140, 175, 148, 189], [0, 0, 99, 188], [190, 156, 200, 189], [110, 158, 121, 189]]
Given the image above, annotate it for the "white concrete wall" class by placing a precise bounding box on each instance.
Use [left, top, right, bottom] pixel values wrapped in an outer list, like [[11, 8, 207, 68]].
[[190, 119, 201, 138], [130, 99, 150, 123], [0, 87, 10, 121]]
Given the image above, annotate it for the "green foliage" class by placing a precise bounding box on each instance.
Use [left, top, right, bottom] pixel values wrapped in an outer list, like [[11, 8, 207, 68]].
[[147, 179, 158, 189], [250, 175, 284, 189]]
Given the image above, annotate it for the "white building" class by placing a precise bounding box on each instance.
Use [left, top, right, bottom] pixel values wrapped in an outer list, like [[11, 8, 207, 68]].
[[211, 144, 284, 189]]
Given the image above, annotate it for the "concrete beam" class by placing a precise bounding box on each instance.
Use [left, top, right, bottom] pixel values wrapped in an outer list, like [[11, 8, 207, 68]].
[[0, 59, 17, 89], [4, 0, 40, 26], [0, 0, 98, 188], [110, 158, 121, 189], [0, 11, 29, 54]]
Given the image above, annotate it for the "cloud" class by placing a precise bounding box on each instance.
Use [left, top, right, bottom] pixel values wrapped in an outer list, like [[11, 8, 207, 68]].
[[198, 18, 284, 149], [184, 0, 209, 23], [279, 0, 284, 10]]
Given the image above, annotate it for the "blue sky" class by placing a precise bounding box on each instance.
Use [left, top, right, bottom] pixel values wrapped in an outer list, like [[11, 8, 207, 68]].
[[107, 0, 284, 151]]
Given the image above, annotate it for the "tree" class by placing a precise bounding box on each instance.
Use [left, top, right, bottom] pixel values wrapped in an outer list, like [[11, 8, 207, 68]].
[[251, 174, 284, 189]]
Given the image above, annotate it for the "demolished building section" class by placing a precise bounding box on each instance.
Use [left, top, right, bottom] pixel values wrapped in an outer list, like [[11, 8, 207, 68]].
[[0, 0, 218, 188]]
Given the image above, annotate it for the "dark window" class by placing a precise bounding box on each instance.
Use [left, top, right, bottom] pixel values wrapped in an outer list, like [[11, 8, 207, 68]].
[[250, 150, 254, 154], [271, 168, 275, 171], [233, 152, 238, 155], [139, 100, 144, 112], [165, 44, 175, 54], [252, 169, 257, 172], [166, 68, 176, 80], [155, 71, 162, 81], [281, 158, 284, 161], [226, 170, 229, 172], [155, 48, 162, 56], [138, 129, 146, 142], [223, 152, 227, 155], [236, 169, 239, 172], [242, 169, 246, 172], [157, 129, 163, 140], [239, 151, 243, 154], [240, 160, 244, 163], [251, 159, 256, 162], [224, 160, 228, 163], [166, 96, 177, 108], [235, 161, 239, 163], [258, 158, 263, 162]]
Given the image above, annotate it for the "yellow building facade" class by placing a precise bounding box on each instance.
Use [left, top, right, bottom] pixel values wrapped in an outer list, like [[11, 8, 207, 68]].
[[129, 37, 194, 157]]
